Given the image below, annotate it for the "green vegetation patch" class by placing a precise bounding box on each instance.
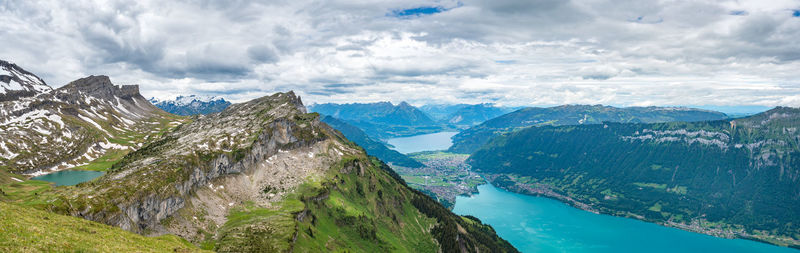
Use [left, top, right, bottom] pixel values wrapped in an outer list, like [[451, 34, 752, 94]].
[[0, 202, 206, 252]]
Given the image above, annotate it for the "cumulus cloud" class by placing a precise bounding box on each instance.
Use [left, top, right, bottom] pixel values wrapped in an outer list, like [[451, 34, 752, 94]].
[[0, 0, 799, 108]]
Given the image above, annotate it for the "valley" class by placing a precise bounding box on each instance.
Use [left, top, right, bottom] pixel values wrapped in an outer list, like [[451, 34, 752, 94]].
[[392, 152, 484, 209]]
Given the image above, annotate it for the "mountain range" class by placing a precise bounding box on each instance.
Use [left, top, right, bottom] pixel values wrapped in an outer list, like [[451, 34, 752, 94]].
[[419, 104, 518, 129], [150, 95, 231, 116], [449, 104, 731, 153], [468, 107, 800, 247], [308, 102, 445, 139], [0, 60, 516, 252]]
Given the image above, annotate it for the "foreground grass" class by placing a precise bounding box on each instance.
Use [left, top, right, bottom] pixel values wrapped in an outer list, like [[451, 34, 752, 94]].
[[0, 202, 207, 252]]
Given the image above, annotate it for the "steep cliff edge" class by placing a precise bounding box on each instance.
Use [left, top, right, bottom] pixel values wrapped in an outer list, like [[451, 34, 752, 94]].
[[28, 92, 515, 252]]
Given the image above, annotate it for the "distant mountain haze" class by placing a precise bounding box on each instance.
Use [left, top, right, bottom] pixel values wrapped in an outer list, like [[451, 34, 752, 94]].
[[308, 101, 445, 139], [449, 105, 730, 154]]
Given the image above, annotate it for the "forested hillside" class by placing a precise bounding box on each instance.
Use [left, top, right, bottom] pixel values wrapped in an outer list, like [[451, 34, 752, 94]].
[[469, 107, 800, 247]]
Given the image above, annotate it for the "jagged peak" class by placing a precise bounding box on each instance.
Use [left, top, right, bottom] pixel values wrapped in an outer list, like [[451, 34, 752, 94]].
[[57, 75, 142, 100]]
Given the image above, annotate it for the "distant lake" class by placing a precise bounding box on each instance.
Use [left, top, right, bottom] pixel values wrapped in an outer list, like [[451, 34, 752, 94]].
[[386, 131, 458, 154], [31, 170, 104, 186], [453, 184, 798, 253]]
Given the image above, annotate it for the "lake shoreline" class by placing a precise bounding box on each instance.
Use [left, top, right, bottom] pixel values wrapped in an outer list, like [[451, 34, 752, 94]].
[[479, 173, 800, 250]]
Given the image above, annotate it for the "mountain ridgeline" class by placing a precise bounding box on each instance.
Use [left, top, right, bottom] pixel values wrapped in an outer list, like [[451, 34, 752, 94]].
[[2, 89, 514, 251], [419, 103, 518, 129], [150, 95, 231, 116], [308, 101, 444, 139], [449, 105, 730, 153], [468, 107, 800, 247]]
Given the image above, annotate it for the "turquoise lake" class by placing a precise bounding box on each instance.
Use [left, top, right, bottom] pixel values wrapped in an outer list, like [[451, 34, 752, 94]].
[[31, 170, 104, 186], [386, 131, 458, 154], [453, 184, 798, 253]]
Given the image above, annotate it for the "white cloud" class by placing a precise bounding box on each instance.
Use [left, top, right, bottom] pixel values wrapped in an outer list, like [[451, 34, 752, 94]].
[[0, 0, 798, 107]]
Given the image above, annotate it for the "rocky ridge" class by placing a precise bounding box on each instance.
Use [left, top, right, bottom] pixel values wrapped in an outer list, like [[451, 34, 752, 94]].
[[0, 60, 183, 175]]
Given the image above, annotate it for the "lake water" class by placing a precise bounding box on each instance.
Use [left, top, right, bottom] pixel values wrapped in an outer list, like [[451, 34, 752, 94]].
[[31, 170, 104, 186], [453, 184, 798, 253], [386, 131, 458, 154]]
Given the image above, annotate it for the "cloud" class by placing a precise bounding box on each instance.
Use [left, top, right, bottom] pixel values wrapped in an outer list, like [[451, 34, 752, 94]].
[[0, 0, 799, 108], [247, 45, 279, 63]]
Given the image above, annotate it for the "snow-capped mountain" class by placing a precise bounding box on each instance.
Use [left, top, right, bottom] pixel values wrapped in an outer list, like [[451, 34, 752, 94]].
[[0, 60, 184, 175], [0, 60, 52, 101], [149, 95, 231, 116]]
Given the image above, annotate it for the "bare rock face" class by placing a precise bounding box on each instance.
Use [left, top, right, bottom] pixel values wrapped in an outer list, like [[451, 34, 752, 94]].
[[0, 60, 180, 175]]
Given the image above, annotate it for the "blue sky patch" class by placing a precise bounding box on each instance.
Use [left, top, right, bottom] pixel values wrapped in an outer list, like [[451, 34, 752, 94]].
[[793, 9, 800, 17], [389, 3, 462, 18], [729, 10, 748, 16], [495, 60, 516, 64], [628, 16, 663, 24]]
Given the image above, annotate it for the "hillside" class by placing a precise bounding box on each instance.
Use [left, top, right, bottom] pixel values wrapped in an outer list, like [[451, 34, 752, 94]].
[[0, 60, 183, 176], [308, 102, 445, 139], [468, 107, 800, 247], [12, 92, 516, 252], [150, 95, 231, 116], [321, 115, 424, 168], [0, 202, 205, 252], [450, 104, 729, 153]]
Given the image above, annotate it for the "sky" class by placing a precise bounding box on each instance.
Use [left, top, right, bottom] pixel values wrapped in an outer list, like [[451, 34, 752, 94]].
[[1, 0, 799, 108]]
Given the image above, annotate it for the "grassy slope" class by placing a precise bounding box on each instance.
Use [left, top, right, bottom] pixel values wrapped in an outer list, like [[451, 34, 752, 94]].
[[213, 154, 516, 252], [0, 202, 206, 252]]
